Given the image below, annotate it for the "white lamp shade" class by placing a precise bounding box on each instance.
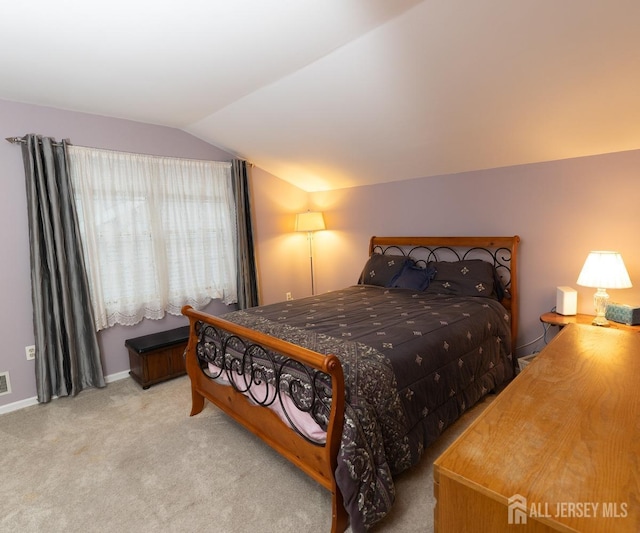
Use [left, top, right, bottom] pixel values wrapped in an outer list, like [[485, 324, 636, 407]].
[[295, 211, 325, 232], [576, 251, 632, 289]]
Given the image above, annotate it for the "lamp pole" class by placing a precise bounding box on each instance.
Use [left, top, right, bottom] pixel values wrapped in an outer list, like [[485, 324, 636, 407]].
[[307, 231, 316, 295], [294, 211, 325, 297]]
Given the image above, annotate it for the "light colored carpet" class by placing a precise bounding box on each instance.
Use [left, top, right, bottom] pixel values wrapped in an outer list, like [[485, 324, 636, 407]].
[[0, 375, 492, 532]]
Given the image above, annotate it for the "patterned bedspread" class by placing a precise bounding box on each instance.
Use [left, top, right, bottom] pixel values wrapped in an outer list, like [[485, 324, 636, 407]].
[[217, 285, 513, 531]]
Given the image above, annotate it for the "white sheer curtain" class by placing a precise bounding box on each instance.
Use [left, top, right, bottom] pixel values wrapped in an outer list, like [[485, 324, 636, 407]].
[[68, 146, 237, 330]]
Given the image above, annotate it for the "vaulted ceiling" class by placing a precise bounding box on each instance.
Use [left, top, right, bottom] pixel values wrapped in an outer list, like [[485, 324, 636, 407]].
[[2, 1, 639, 191]]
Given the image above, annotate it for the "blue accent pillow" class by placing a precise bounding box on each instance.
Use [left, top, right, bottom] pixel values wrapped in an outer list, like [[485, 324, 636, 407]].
[[358, 254, 410, 287], [391, 263, 436, 291]]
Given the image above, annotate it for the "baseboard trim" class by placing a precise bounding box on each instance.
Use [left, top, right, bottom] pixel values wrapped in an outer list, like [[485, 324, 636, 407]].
[[0, 396, 36, 415], [0, 370, 131, 415], [105, 370, 130, 383]]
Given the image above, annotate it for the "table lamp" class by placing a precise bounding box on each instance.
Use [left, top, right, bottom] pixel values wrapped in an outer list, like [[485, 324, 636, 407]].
[[576, 251, 632, 326]]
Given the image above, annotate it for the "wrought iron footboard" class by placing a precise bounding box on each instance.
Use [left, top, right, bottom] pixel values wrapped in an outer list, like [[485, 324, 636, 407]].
[[194, 320, 334, 445]]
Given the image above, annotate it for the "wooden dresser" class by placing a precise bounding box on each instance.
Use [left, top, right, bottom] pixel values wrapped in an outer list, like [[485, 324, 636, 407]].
[[433, 324, 640, 532]]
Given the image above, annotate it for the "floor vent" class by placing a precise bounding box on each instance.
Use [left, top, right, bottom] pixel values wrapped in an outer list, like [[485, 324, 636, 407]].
[[0, 372, 11, 396]]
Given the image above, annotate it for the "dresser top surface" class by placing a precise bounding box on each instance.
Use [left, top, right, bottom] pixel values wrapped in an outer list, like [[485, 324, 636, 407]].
[[434, 324, 640, 531]]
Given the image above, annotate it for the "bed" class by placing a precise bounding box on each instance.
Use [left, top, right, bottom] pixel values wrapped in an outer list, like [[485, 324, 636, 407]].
[[182, 235, 520, 532]]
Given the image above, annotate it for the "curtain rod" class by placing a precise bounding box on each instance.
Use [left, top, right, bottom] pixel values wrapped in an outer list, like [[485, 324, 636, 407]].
[[7, 137, 244, 166], [6, 136, 69, 147]]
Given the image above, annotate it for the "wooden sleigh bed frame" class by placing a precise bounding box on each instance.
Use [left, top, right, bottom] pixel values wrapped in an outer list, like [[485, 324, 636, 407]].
[[182, 235, 520, 532]]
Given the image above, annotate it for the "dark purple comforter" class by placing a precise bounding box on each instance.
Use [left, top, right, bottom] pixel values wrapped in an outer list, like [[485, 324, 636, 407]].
[[217, 285, 513, 531]]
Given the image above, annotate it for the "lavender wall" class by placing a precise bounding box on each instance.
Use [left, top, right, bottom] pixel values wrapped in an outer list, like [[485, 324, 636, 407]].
[[0, 99, 236, 409], [303, 151, 640, 356], [249, 166, 311, 304], [3, 96, 640, 411]]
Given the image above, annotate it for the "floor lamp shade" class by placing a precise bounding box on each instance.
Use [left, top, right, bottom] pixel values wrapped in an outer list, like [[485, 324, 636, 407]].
[[295, 211, 325, 232], [295, 211, 325, 295]]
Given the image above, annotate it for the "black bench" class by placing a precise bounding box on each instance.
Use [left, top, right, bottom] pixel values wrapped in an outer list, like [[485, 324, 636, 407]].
[[125, 326, 190, 389]]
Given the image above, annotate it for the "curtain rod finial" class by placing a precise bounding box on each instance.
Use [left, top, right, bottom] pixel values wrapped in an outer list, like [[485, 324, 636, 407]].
[[6, 136, 24, 144]]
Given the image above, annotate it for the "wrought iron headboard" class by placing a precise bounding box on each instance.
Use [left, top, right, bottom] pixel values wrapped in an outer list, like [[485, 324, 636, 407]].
[[368, 236, 520, 353]]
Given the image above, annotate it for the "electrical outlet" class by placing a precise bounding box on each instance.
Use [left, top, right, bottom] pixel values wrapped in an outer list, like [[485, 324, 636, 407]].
[[286, 292, 293, 301], [25, 345, 36, 360]]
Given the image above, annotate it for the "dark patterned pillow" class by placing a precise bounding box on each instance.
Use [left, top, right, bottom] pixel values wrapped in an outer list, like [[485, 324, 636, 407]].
[[358, 253, 410, 287], [425, 260, 498, 299], [391, 263, 436, 291]]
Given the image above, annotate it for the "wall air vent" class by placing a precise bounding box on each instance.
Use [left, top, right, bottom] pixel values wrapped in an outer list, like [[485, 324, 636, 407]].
[[0, 372, 11, 396]]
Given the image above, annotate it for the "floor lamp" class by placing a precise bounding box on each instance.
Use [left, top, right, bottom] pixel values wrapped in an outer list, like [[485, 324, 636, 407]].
[[295, 211, 325, 295]]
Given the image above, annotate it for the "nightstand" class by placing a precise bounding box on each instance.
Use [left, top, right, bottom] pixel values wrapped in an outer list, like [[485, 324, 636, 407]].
[[540, 312, 640, 333]]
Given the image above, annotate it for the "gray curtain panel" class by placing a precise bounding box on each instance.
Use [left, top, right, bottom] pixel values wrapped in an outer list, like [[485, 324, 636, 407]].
[[231, 159, 259, 309], [21, 135, 105, 402]]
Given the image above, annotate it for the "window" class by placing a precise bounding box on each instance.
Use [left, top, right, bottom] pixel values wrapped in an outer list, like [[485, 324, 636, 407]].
[[68, 146, 236, 330]]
